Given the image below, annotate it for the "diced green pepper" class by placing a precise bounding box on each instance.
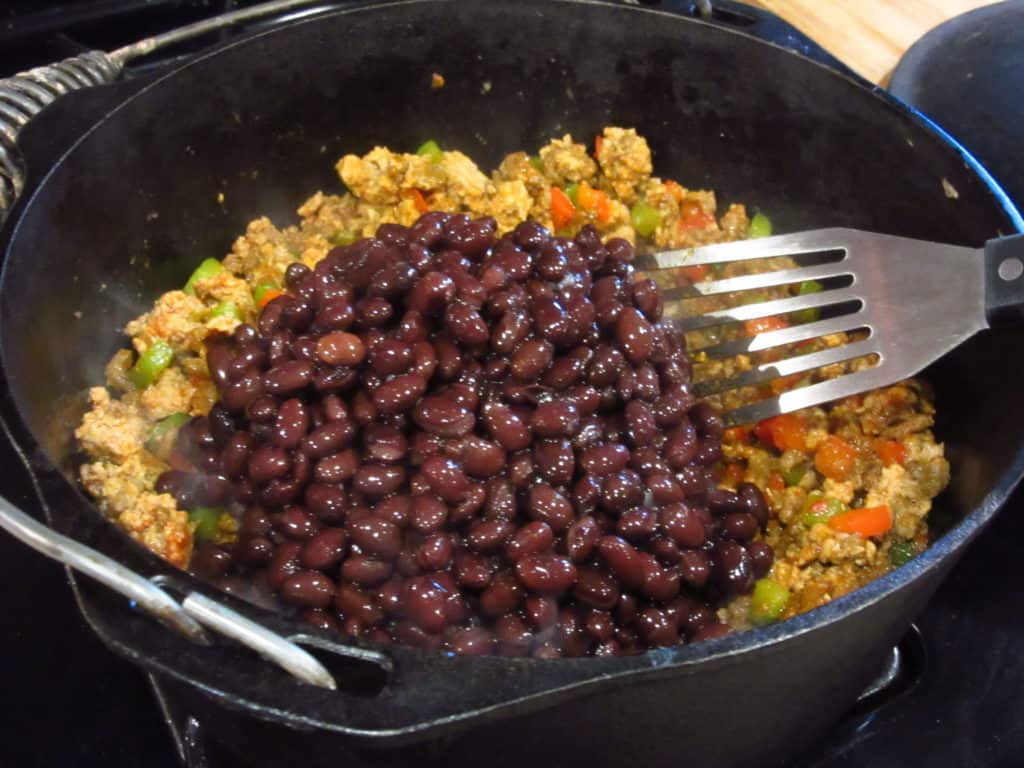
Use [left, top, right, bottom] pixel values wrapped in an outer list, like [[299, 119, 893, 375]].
[[183, 258, 223, 295], [748, 212, 772, 239], [252, 281, 280, 304], [209, 300, 242, 321], [792, 279, 823, 324], [889, 540, 917, 566], [782, 464, 808, 487], [630, 201, 662, 238], [750, 578, 790, 625], [565, 183, 580, 207], [128, 339, 173, 389], [801, 491, 848, 526], [415, 139, 443, 163], [189, 507, 223, 540], [146, 412, 189, 452], [331, 230, 357, 246], [528, 155, 544, 172]]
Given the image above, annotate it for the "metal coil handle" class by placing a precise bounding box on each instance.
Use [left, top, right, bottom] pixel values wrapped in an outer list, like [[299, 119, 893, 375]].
[[0, 0, 338, 224]]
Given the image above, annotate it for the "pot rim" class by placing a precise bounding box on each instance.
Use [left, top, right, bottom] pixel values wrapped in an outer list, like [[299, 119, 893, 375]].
[[1, 0, 1022, 737]]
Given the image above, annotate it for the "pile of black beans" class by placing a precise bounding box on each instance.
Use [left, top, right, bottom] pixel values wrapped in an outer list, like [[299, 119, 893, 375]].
[[161, 212, 773, 657]]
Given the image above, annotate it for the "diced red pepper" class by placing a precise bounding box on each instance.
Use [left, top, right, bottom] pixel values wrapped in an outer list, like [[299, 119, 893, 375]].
[[402, 188, 429, 214], [828, 505, 892, 537], [814, 435, 857, 481], [768, 473, 785, 493], [594, 136, 604, 157], [551, 186, 576, 230], [875, 439, 907, 467], [744, 316, 789, 336], [754, 413, 808, 453]]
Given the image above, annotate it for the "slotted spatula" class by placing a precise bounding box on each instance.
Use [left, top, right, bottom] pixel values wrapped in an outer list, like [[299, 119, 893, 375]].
[[638, 229, 1024, 426]]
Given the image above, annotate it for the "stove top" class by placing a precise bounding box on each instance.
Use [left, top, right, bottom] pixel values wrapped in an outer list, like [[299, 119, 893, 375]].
[[2, 2, 1022, 766]]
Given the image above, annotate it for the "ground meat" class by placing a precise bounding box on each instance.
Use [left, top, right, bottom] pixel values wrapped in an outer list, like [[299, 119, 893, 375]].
[[139, 367, 196, 421], [595, 126, 652, 205], [75, 387, 149, 462], [538, 134, 598, 186], [222, 217, 297, 287], [124, 290, 206, 354]]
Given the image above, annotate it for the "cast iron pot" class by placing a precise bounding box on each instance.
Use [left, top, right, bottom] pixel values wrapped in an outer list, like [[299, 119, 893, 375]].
[[1, 1, 1022, 766]]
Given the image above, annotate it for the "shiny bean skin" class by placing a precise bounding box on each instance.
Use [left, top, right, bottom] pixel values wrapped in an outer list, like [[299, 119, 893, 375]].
[[617, 507, 658, 542], [275, 506, 321, 540], [352, 464, 406, 498], [529, 400, 579, 437], [566, 516, 601, 562], [300, 528, 348, 571], [347, 516, 401, 559], [527, 484, 574, 532], [421, 456, 470, 503], [713, 540, 754, 596], [341, 555, 393, 586], [358, 424, 406, 464], [659, 503, 706, 547], [515, 554, 577, 594], [722, 512, 760, 541], [369, 339, 414, 375], [510, 339, 554, 380], [272, 398, 310, 451], [414, 396, 475, 437], [482, 403, 532, 451], [372, 373, 427, 415], [458, 436, 506, 478], [479, 571, 523, 616], [573, 567, 620, 610], [504, 521, 554, 562], [263, 360, 314, 395], [445, 302, 490, 346], [280, 570, 336, 608], [247, 446, 291, 485], [410, 494, 448, 533], [313, 449, 358, 484], [597, 536, 645, 590], [335, 584, 385, 627], [405, 575, 450, 633], [748, 541, 774, 578], [739, 482, 770, 526], [467, 520, 515, 553], [580, 443, 630, 476], [304, 483, 348, 523], [453, 550, 496, 590], [600, 470, 644, 513], [266, 541, 302, 590], [533, 438, 574, 486], [300, 420, 354, 458], [221, 431, 255, 479]]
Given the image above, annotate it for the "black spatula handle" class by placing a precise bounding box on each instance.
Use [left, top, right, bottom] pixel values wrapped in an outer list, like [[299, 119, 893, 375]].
[[985, 234, 1024, 327]]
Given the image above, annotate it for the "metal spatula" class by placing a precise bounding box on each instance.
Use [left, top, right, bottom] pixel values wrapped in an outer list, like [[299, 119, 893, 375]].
[[638, 229, 1024, 426]]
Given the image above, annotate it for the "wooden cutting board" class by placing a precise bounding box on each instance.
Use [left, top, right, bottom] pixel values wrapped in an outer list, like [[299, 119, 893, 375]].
[[747, 0, 1001, 83]]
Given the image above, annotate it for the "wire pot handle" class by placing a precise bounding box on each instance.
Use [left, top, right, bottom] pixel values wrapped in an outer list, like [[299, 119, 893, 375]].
[[0, 0, 337, 223], [0, 493, 337, 690]]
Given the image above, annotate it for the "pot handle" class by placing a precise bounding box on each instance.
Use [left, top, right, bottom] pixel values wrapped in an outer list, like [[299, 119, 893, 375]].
[[663, 0, 865, 82], [0, 491, 341, 690], [0, 0, 338, 224]]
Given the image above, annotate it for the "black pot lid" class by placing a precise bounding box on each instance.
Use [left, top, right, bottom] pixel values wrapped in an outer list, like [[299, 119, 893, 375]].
[[889, 0, 1024, 212]]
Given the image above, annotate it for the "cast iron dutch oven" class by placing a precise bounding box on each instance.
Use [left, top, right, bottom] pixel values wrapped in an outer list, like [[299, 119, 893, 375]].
[[1, 1, 1022, 766]]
